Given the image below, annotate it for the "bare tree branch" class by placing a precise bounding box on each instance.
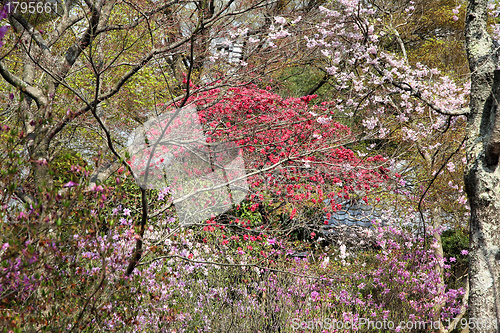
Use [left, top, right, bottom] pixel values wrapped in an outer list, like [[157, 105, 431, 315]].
[[0, 62, 47, 107]]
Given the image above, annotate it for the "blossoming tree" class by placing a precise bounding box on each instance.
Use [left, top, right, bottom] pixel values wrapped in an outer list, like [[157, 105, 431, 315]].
[[0, 0, 499, 331]]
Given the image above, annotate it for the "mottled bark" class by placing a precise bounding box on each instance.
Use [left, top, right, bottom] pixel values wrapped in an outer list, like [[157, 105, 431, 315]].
[[464, 0, 500, 331], [192, 0, 215, 74]]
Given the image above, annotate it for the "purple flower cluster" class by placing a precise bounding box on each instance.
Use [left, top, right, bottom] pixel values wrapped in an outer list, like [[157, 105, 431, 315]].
[[0, 200, 468, 332], [0, 4, 10, 48]]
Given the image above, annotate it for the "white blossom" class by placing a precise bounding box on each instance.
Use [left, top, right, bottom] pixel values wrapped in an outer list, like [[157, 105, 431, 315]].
[[274, 16, 286, 25]]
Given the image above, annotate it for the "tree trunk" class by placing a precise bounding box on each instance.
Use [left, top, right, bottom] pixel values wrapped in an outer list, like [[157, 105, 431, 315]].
[[464, 1, 500, 331]]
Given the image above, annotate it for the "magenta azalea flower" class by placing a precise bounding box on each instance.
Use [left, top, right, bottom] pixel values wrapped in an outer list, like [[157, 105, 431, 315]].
[[63, 181, 78, 188]]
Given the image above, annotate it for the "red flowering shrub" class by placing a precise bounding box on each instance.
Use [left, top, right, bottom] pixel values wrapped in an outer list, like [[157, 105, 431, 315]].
[[182, 84, 392, 230]]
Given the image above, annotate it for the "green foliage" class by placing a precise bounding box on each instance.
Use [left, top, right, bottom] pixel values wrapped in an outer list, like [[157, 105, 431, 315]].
[[49, 149, 88, 187], [441, 227, 469, 264], [377, 0, 469, 78], [234, 201, 264, 227], [272, 65, 328, 99], [442, 227, 469, 288]]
